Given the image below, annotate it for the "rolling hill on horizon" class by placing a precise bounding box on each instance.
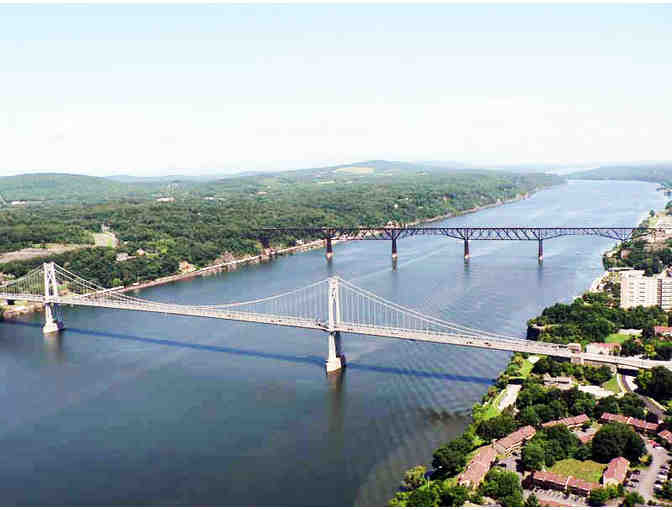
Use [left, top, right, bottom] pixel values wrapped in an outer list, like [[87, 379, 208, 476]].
[[0, 160, 561, 206]]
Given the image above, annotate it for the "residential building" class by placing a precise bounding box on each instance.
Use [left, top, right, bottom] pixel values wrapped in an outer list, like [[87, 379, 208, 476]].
[[585, 343, 620, 355], [658, 429, 672, 446], [457, 445, 496, 488], [600, 412, 658, 434], [542, 414, 589, 430], [620, 269, 672, 311], [574, 430, 596, 444], [654, 326, 672, 337], [493, 425, 536, 455], [532, 471, 569, 492], [531, 472, 600, 496], [568, 477, 601, 496], [603, 457, 629, 486]]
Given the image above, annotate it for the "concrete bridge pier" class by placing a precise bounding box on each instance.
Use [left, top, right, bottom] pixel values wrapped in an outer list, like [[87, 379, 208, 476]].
[[326, 331, 346, 373], [391, 238, 398, 260], [538, 239, 543, 263], [464, 239, 470, 261], [325, 237, 333, 261], [43, 303, 64, 334]]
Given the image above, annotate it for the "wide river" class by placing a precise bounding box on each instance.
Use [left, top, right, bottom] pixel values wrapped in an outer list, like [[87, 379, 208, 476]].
[[0, 180, 667, 506]]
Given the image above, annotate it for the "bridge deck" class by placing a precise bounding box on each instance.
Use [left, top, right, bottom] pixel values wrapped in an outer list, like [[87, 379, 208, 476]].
[[2, 291, 665, 371]]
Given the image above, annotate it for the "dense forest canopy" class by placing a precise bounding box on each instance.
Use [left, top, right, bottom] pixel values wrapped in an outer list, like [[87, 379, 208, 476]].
[[0, 166, 563, 287]]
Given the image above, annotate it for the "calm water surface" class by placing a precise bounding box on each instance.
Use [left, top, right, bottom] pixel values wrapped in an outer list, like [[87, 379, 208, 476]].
[[0, 180, 666, 505]]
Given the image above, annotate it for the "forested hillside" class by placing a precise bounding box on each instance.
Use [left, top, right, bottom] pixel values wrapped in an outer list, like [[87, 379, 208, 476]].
[[0, 173, 167, 204], [0, 166, 563, 287], [570, 164, 672, 184]]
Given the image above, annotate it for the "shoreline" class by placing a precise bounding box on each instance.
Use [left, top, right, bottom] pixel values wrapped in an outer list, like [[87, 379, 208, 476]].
[[118, 188, 542, 295], [0, 186, 545, 316], [388, 192, 664, 504]]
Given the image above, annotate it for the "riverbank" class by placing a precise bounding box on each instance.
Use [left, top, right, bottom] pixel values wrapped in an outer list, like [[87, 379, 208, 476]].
[[0, 187, 545, 317], [119, 188, 543, 295], [388, 187, 669, 506]]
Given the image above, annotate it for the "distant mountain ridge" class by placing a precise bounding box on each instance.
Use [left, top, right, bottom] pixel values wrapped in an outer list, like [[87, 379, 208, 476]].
[[0, 160, 562, 206], [569, 163, 672, 183]]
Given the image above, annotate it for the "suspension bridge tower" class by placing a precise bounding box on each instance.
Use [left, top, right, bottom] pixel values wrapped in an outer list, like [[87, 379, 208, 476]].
[[326, 277, 346, 373], [42, 262, 64, 334]]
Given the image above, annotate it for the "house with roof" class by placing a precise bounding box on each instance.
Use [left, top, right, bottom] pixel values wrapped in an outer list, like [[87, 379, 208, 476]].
[[493, 425, 536, 456], [655, 326, 672, 337], [658, 429, 672, 446], [574, 430, 596, 444], [603, 457, 629, 486], [568, 477, 601, 497], [457, 445, 497, 488], [531, 471, 600, 496], [541, 414, 589, 430], [600, 412, 658, 434]]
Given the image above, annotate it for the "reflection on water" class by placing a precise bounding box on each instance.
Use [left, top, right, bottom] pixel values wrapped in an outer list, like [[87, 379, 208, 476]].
[[0, 180, 667, 506], [43, 335, 64, 363]]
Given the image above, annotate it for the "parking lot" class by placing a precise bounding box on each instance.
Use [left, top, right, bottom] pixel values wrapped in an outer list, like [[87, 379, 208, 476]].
[[635, 441, 671, 502], [524, 487, 586, 506]]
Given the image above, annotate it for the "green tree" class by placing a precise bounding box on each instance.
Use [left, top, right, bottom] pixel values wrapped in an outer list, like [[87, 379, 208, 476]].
[[431, 437, 470, 480], [525, 493, 540, 507], [407, 482, 441, 507], [588, 487, 610, 506], [522, 442, 545, 471], [475, 414, 518, 441], [402, 465, 427, 491], [388, 491, 411, 507], [439, 482, 469, 507], [622, 491, 644, 506], [591, 423, 645, 463]]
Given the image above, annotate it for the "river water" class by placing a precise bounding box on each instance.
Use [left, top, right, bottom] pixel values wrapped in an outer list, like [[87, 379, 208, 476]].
[[0, 180, 666, 506]]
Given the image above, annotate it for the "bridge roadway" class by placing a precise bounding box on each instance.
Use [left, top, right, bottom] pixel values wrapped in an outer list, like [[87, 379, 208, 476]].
[[3, 292, 668, 372]]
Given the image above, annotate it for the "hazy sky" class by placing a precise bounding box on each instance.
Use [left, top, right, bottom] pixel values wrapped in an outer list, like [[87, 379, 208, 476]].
[[1, 4, 671, 176]]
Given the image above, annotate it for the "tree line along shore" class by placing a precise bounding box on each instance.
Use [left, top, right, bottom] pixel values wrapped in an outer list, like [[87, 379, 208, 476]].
[[388, 201, 672, 508], [0, 170, 560, 296]]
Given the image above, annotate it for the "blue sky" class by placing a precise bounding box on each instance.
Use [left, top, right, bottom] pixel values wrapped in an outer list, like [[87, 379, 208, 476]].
[[1, 4, 671, 175]]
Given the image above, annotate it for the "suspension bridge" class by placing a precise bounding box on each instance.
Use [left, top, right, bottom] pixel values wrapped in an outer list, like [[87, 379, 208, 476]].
[[0, 262, 669, 373]]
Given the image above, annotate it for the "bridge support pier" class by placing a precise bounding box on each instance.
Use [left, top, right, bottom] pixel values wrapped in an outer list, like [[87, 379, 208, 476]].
[[43, 303, 64, 334], [326, 331, 346, 373], [325, 237, 333, 261], [391, 238, 397, 260], [464, 239, 470, 261], [538, 239, 543, 263]]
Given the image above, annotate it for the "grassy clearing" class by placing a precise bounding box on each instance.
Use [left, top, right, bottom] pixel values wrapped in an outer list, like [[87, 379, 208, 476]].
[[481, 390, 505, 421], [92, 232, 118, 248], [334, 166, 374, 174], [518, 358, 535, 378], [549, 459, 606, 484], [602, 375, 621, 393], [605, 333, 631, 345]]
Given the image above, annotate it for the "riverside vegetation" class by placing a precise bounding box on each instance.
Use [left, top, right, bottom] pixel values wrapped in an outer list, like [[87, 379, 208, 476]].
[[0, 166, 561, 288], [389, 203, 672, 507]]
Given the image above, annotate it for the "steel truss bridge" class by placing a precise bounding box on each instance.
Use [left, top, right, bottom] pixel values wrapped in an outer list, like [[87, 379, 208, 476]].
[[0, 262, 669, 373], [260, 226, 668, 261]]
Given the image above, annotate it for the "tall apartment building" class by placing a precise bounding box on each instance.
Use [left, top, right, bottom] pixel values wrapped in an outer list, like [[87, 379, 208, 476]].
[[620, 270, 672, 310]]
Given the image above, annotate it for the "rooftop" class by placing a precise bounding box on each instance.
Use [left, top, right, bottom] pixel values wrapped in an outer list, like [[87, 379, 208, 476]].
[[603, 457, 629, 483], [495, 425, 536, 451], [542, 414, 589, 429]]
